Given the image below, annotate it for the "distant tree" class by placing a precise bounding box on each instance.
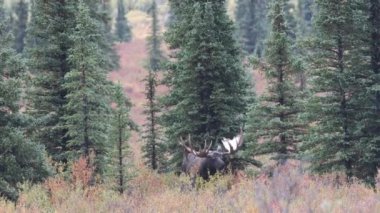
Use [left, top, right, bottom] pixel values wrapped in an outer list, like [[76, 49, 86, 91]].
[[63, 1, 112, 176], [302, 0, 367, 182], [13, 0, 28, 53], [26, 0, 75, 163], [295, 0, 314, 91], [235, 0, 268, 57], [298, 0, 314, 36], [100, 0, 120, 70], [115, 0, 132, 42], [246, 0, 303, 163], [0, 3, 49, 201], [163, 0, 251, 170], [85, 0, 119, 70], [283, 0, 297, 42], [142, 0, 166, 171], [109, 85, 136, 194]]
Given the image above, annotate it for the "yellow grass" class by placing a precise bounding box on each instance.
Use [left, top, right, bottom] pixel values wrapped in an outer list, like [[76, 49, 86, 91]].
[[1, 163, 379, 213]]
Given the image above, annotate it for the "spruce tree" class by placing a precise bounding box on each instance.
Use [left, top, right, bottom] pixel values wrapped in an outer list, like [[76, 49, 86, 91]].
[[115, 0, 132, 42], [101, 0, 120, 70], [26, 0, 75, 163], [368, 0, 380, 113], [0, 3, 49, 201], [163, 0, 250, 169], [87, 0, 119, 70], [302, 0, 366, 180], [235, 0, 268, 57], [295, 0, 315, 92], [13, 0, 28, 53], [63, 1, 112, 175], [298, 0, 314, 36], [142, 0, 165, 171], [351, 0, 380, 186], [109, 85, 136, 194], [247, 0, 303, 163], [283, 0, 297, 42], [365, 0, 380, 184]]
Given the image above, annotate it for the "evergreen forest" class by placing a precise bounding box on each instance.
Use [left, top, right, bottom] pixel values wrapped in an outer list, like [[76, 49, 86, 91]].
[[0, 0, 380, 212]]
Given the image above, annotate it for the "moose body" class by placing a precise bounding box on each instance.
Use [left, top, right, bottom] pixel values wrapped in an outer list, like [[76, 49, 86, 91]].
[[180, 130, 244, 182], [181, 152, 226, 180]]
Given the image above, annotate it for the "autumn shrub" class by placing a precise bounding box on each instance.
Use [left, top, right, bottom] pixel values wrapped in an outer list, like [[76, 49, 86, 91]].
[[16, 182, 53, 212], [71, 155, 94, 188], [1, 161, 379, 212]]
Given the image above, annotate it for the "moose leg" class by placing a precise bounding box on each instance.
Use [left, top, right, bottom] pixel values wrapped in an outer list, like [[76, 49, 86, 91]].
[[190, 174, 196, 188]]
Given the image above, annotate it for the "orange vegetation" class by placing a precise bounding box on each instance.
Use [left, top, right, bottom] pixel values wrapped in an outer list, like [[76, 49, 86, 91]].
[[2, 161, 379, 212]]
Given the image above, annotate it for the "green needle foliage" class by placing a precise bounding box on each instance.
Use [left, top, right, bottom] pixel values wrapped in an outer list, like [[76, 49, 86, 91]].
[[86, 0, 119, 71], [350, 0, 380, 186], [26, 0, 76, 164], [235, 0, 268, 57], [115, 0, 132, 42], [98, 0, 120, 71], [63, 1, 112, 176], [363, 0, 380, 185], [247, 0, 303, 164], [0, 3, 49, 201], [109, 84, 136, 194], [13, 0, 28, 54], [302, 0, 370, 183], [163, 0, 251, 170], [283, 0, 298, 42], [298, 0, 314, 36], [142, 0, 166, 172]]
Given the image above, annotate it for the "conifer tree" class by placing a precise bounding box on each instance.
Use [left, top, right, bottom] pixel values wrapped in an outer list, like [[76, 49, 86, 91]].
[[163, 0, 250, 169], [63, 1, 112, 175], [351, 0, 380, 186], [142, 0, 165, 171], [295, 0, 315, 91], [368, 0, 380, 113], [115, 0, 132, 42], [298, 0, 314, 36], [283, 0, 297, 42], [87, 0, 119, 70], [26, 0, 75, 163], [13, 0, 28, 53], [302, 0, 366, 180], [247, 0, 303, 163], [365, 0, 380, 184], [102, 0, 120, 70], [0, 3, 49, 201], [109, 85, 136, 194], [235, 0, 268, 57]]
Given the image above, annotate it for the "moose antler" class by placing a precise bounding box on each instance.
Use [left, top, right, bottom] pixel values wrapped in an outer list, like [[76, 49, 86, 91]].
[[179, 134, 213, 158], [221, 128, 244, 154], [179, 134, 196, 155]]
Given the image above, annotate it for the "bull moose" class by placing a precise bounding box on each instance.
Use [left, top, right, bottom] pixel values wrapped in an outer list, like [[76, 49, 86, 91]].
[[179, 129, 244, 183]]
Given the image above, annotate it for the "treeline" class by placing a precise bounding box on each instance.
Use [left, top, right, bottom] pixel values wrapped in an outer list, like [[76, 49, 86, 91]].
[[241, 0, 380, 187], [146, 0, 380, 188], [0, 0, 134, 201]]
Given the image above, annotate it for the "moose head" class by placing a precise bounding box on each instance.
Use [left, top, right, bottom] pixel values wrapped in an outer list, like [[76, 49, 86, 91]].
[[179, 129, 244, 182]]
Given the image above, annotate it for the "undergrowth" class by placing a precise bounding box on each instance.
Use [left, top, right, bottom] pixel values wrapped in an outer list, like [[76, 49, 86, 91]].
[[1, 161, 379, 213]]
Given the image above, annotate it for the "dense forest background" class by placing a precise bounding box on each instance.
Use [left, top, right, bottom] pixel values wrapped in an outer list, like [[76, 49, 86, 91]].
[[1, 0, 380, 211]]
